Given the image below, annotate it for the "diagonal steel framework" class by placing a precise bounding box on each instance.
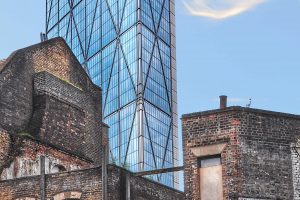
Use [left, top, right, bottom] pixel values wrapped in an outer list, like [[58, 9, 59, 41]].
[[46, 0, 178, 187]]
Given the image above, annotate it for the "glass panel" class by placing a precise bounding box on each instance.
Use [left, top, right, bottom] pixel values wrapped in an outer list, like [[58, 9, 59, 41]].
[[46, 0, 176, 188]]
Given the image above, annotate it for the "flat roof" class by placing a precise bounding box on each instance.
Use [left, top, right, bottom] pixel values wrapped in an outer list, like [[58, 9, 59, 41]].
[[182, 106, 300, 120]]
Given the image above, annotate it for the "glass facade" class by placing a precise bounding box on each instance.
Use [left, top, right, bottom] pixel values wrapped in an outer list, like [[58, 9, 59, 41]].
[[46, 0, 178, 187]]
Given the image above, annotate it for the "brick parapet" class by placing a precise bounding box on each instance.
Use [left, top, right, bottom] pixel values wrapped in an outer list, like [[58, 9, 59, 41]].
[[182, 106, 300, 120]]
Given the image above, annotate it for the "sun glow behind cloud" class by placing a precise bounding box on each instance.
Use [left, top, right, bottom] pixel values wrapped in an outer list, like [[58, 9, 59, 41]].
[[183, 0, 268, 19]]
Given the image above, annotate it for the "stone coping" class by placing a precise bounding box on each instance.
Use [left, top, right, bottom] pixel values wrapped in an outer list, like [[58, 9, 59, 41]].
[[182, 106, 300, 120]]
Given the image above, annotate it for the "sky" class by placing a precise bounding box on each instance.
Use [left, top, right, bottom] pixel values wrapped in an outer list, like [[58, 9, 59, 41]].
[[1, 0, 300, 189], [177, 0, 300, 115], [1, 0, 298, 115]]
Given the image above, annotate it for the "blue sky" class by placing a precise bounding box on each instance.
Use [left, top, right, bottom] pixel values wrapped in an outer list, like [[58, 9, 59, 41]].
[[1, 0, 298, 115], [1, 0, 300, 188], [176, 0, 300, 115]]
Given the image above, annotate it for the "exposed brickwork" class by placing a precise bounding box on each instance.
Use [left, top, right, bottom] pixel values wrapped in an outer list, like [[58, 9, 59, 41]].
[[0, 38, 102, 163], [183, 110, 239, 199], [0, 165, 184, 200], [130, 172, 184, 199], [0, 130, 11, 168], [182, 107, 300, 200], [0, 167, 102, 200], [0, 38, 184, 200], [105, 165, 184, 200], [45, 167, 103, 199], [291, 144, 300, 200], [0, 176, 40, 199], [1, 137, 92, 180]]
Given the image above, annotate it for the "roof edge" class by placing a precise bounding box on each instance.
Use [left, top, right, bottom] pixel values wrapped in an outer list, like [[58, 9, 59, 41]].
[[182, 106, 300, 120], [1, 37, 102, 91]]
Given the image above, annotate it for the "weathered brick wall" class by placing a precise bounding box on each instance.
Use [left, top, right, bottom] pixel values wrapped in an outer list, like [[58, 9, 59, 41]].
[[0, 167, 102, 200], [130, 173, 184, 200], [291, 144, 300, 200], [0, 38, 183, 200], [107, 165, 122, 200], [0, 130, 18, 178], [182, 110, 241, 199], [29, 94, 88, 158], [45, 167, 102, 199], [0, 38, 102, 164], [1, 138, 92, 180], [0, 51, 34, 134], [107, 165, 184, 200], [0, 130, 11, 169], [237, 111, 298, 199], [0, 165, 184, 200], [182, 107, 300, 200], [0, 176, 40, 199]]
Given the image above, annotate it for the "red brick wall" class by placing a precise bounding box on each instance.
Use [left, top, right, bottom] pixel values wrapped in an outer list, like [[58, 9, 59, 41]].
[[0, 168, 102, 200], [182, 111, 240, 200], [1, 136, 92, 180], [0, 38, 103, 164], [182, 107, 300, 200]]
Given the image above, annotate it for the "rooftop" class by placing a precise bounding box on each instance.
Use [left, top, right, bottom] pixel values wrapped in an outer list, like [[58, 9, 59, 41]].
[[182, 106, 300, 120]]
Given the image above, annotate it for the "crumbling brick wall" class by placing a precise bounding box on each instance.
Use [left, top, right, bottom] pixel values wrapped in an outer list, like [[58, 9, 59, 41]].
[[237, 111, 297, 199], [1, 137, 92, 180], [0, 167, 102, 200], [0, 38, 102, 164], [0, 38, 183, 200], [291, 144, 300, 200], [182, 107, 300, 200], [0, 165, 184, 200], [0, 130, 11, 169], [107, 165, 184, 200]]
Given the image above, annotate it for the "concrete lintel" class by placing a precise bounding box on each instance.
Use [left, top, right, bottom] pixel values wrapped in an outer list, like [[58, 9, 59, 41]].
[[191, 143, 227, 157]]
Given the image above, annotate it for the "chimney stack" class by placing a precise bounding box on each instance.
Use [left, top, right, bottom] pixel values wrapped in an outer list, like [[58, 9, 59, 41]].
[[219, 95, 227, 109]]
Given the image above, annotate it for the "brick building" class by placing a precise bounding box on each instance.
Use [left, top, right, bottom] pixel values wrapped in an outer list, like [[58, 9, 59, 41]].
[[182, 96, 300, 200], [0, 38, 184, 200], [5, 37, 300, 200]]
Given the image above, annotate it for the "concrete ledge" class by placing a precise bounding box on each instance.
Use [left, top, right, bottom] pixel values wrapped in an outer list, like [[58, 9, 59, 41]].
[[191, 143, 227, 157]]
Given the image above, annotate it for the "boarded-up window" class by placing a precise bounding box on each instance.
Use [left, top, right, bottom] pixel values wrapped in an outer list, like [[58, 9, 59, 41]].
[[198, 155, 223, 200]]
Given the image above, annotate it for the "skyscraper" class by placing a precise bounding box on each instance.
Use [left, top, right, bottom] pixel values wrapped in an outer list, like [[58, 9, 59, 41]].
[[46, 0, 178, 187]]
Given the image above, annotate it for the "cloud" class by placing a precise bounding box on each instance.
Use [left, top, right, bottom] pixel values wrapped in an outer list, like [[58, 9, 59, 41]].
[[183, 0, 267, 19]]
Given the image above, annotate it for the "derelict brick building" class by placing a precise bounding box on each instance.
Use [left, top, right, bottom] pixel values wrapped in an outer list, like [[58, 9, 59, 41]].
[[0, 38, 184, 200], [182, 97, 300, 200]]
